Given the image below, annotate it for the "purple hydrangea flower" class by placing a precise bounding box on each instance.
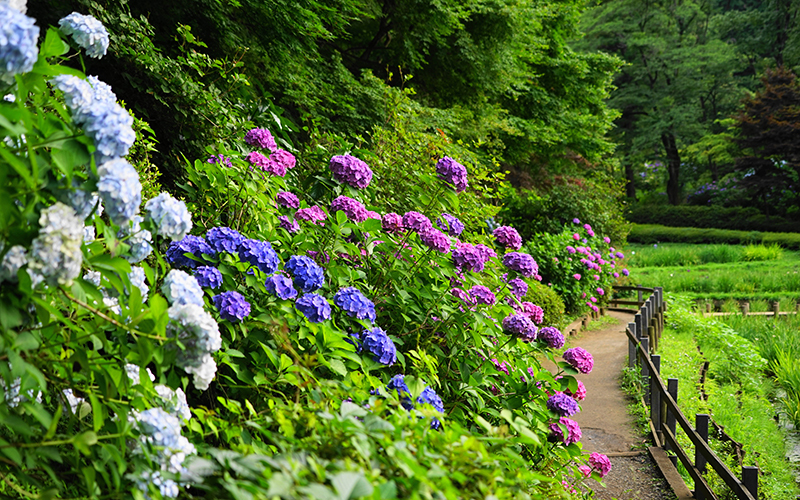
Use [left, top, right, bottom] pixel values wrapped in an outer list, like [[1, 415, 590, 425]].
[[265, 274, 298, 300], [616, 251, 625, 259], [566, 246, 576, 254], [194, 266, 222, 289], [238, 239, 280, 274], [493, 226, 523, 250], [166, 235, 214, 268], [622, 268, 629, 276], [550, 417, 581, 445], [329, 154, 373, 189], [419, 228, 450, 253], [437, 213, 464, 237], [206, 227, 245, 254], [330, 196, 368, 223], [266, 149, 295, 176], [213, 291, 251, 322], [435, 157, 468, 193], [276, 191, 300, 209], [573, 218, 580, 224], [295, 293, 331, 322], [278, 215, 301, 233], [502, 252, 538, 277], [520, 302, 544, 324], [246, 151, 269, 169], [469, 285, 496, 305], [402, 211, 432, 233], [451, 244, 485, 273], [366, 211, 381, 220], [475, 244, 496, 261], [244, 128, 277, 151], [563, 347, 594, 374], [381, 212, 403, 233], [502, 314, 537, 341], [361, 327, 396, 365], [538, 326, 565, 349], [451, 287, 476, 306], [285, 255, 325, 292], [334, 287, 376, 322], [386, 374, 413, 409], [295, 206, 327, 225], [547, 392, 580, 417], [207, 154, 232, 168], [508, 278, 528, 298]]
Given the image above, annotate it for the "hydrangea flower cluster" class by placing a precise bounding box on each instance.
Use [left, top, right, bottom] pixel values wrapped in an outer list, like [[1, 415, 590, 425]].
[[419, 228, 450, 253], [402, 211, 432, 233], [386, 374, 413, 409], [207, 154, 233, 168], [330, 196, 368, 223], [435, 156, 468, 193], [265, 274, 297, 300], [244, 127, 277, 151], [278, 216, 301, 234], [334, 287, 376, 322], [520, 302, 544, 324], [469, 285, 496, 305], [194, 266, 222, 289], [96, 159, 142, 225], [502, 314, 537, 341], [295, 293, 331, 323], [145, 192, 193, 241], [507, 278, 528, 298], [206, 227, 244, 253], [166, 303, 221, 390], [27, 203, 83, 288], [0, 244, 27, 283], [117, 215, 153, 264], [238, 239, 280, 274], [166, 235, 213, 268], [547, 392, 580, 417], [64, 186, 102, 220], [384, 375, 444, 427], [550, 417, 582, 445], [563, 347, 594, 374], [493, 226, 522, 250], [330, 154, 373, 189], [58, 12, 109, 58], [267, 149, 296, 176], [0, 4, 39, 84], [451, 243, 492, 273], [381, 212, 403, 233], [295, 206, 327, 225], [161, 270, 204, 307], [564, 379, 587, 401], [276, 191, 300, 209], [360, 327, 396, 365], [416, 386, 445, 429], [132, 407, 196, 498], [437, 213, 464, 237], [451, 287, 477, 306], [129, 266, 149, 301], [538, 326, 565, 349], [1, 373, 42, 409], [285, 255, 324, 292], [212, 291, 251, 322], [502, 252, 538, 277]]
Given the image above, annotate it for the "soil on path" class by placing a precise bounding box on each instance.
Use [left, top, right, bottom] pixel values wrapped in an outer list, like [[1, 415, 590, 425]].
[[562, 310, 676, 500]]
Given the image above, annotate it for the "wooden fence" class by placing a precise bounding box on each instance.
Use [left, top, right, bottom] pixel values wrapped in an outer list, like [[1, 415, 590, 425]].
[[616, 286, 759, 500]]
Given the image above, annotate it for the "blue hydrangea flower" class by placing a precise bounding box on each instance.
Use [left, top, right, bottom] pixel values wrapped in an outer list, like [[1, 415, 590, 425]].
[[212, 291, 251, 322], [58, 12, 109, 59], [86, 75, 115, 103], [118, 216, 153, 264], [97, 159, 142, 225], [63, 185, 102, 220], [265, 274, 297, 300], [27, 203, 84, 288], [387, 374, 414, 410], [166, 303, 220, 390], [285, 255, 324, 293], [161, 269, 204, 307], [85, 101, 135, 163], [0, 5, 39, 84], [51, 75, 95, 121], [238, 239, 280, 274], [129, 266, 149, 301], [0, 244, 26, 283], [206, 227, 245, 254], [194, 266, 222, 289], [334, 287, 376, 322], [417, 386, 445, 428], [295, 293, 331, 323], [166, 235, 214, 268], [145, 192, 193, 242], [361, 327, 396, 365]]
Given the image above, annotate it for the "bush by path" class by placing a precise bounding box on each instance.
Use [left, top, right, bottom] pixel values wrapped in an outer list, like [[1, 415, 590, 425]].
[[629, 224, 800, 249]]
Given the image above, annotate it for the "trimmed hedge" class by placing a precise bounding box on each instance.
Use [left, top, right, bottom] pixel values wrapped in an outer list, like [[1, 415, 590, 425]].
[[526, 280, 566, 327], [629, 224, 800, 249], [626, 204, 800, 233]]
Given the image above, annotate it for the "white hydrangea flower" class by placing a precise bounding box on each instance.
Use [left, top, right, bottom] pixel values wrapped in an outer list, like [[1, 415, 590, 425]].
[[161, 270, 204, 307], [167, 303, 221, 354], [62, 388, 87, 415], [97, 159, 142, 226], [125, 363, 155, 386], [83, 270, 101, 287], [183, 353, 217, 391], [58, 12, 109, 59], [1, 374, 40, 408], [155, 385, 191, 423], [129, 266, 149, 301], [118, 216, 153, 264], [27, 203, 84, 287], [83, 226, 95, 243], [0, 244, 27, 283], [145, 192, 193, 242]]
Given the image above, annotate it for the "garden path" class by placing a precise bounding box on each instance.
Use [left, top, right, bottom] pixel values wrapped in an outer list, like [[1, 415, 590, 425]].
[[564, 310, 676, 500]]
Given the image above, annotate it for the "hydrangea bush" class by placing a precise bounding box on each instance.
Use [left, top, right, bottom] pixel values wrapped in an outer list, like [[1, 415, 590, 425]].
[[0, 9, 609, 499]]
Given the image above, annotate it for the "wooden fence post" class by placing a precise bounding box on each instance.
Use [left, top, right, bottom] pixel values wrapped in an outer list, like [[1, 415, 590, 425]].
[[637, 284, 644, 306], [741, 301, 749, 316], [628, 323, 637, 369], [635, 313, 643, 342], [665, 378, 678, 461], [742, 466, 758, 498], [650, 355, 661, 444], [696, 413, 710, 500], [772, 300, 780, 318], [641, 337, 650, 400]]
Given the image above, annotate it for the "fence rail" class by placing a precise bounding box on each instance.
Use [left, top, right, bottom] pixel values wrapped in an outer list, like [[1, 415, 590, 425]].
[[614, 285, 759, 500]]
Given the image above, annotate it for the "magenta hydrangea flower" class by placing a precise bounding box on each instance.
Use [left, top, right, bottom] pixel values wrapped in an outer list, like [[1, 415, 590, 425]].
[[451, 287, 476, 306], [451, 244, 485, 273], [583, 224, 592, 231], [330, 196, 368, 223], [547, 392, 579, 417], [493, 226, 522, 250], [296, 206, 327, 225], [566, 245, 576, 254], [276, 191, 299, 209], [435, 156, 468, 193], [520, 302, 544, 324], [213, 291, 251, 322], [246, 151, 269, 168], [278, 216, 301, 233], [502, 314, 537, 341], [538, 326, 564, 349], [589, 452, 612, 478], [475, 244, 496, 261], [366, 211, 381, 220], [381, 212, 403, 233], [550, 417, 582, 445], [245, 128, 277, 151], [330, 154, 373, 189], [502, 252, 538, 277], [573, 233, 580, 241], [469, 285, 496, 305], [437, 213, 464, 237], [565, 379, 587, 401], [419, 228, 450, 253], [563, 347, 594, 374], [573, 274, 581, 280], [402, 211, 432, 233], [268, 149, 296, 176], [597, 287, 605, 296], [603, 236, 611, 244], [508, 278, 528, 298], [613, 272, 619, 278]]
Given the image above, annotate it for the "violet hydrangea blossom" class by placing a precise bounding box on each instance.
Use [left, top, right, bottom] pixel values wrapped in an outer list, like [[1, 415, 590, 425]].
[[469, 285, 496, 305], [361, 327, 396, 365], [267, 149, 296, 176], [416, 386, 445, 429], [437, 213, 464, 237], [265, 274, 298, 300], [402, 211, 432, 233], [493, 226, 522, 250], [276, 191, 300, 209], [508, 278, 528, 298], [295, 293, 331, 322], [285, 255, 325, 292], [520, 302, 544, 324], [330, 196, 368, 223], [295, 206, 327, 225], [244, 128, 277, 151], [212, 291, 251, 322], [207, 154, 232, 168], [451, 244, 486, 273], [278, 216, 301, 233], [538, 326, 565, 349], [563, 347, 594, 374], [547, 392, 579, 417], [206, 227, 245, 254], [381, 212, 403, 233], [502, 252, 538, 277], [502, 314, 537, 341], [419, 228, 450, 253], [435, 156, 468, 193], [193, 266, 222, 289], [329, 154, 373, 189]]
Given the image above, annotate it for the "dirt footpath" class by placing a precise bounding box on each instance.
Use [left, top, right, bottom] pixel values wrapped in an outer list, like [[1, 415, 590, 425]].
[[567, 310, 677, 500]]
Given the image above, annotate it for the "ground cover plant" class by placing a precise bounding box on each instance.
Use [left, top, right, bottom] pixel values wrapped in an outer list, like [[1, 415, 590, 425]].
[[628, 224, 800, 250], [626, 243, 783, 268], [0, 8, 622, 499]]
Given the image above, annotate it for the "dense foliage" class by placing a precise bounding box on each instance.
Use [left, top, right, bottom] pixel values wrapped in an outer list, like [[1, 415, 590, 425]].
[[625, 204, 800, 233], [628, 224, 800, 249]]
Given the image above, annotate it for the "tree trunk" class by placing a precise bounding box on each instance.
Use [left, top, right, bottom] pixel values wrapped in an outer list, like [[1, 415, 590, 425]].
[[661, 132, 681, 205], [625, 163, 637, 200]]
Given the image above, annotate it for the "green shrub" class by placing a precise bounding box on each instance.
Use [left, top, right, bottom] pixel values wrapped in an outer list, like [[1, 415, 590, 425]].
[[629, 224, 800, 249], [743, 243, 784, 261], [626, 203, 800, 233], [525, 280, 565, 327]]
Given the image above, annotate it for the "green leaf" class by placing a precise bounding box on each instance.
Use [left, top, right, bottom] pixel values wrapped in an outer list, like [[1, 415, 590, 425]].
[[328, 358, 347, 377], [51, 139, 90, 177], [73, 431, 98, 455], [41, 27, 70, 58], [332, 471, 373, 500]]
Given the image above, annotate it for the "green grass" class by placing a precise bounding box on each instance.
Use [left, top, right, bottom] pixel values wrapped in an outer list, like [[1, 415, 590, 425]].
[[628, 224, 800, 249], [627, 243, 747, 267]]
